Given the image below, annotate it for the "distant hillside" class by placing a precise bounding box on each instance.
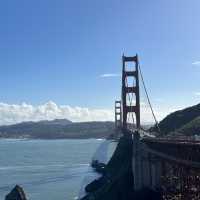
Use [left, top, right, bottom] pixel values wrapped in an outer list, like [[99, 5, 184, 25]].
[[0, 119, 115, 139], [177, 116, 200, 136], [150, 103, 200, 136], [37, 119, 72, 125]]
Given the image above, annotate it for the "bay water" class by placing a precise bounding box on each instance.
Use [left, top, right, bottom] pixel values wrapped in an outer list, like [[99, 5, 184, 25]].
[[0, 139, 117, 200]]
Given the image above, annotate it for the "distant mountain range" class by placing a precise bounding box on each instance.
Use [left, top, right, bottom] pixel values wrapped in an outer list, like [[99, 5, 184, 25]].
[[1, 102, 200, 139], [150, 103, 200, 136], [0, 119, 115, 139]]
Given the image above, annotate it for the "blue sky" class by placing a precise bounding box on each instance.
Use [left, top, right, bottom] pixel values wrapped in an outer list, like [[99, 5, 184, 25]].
[[0, 0, 200, 123]]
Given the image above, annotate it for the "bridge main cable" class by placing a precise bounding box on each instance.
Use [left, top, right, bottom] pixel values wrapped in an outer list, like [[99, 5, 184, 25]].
[[138, 61, 161, 133]]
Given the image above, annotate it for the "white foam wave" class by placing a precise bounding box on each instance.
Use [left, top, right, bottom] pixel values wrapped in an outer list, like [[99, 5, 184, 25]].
[[0, 163, 90, 171]]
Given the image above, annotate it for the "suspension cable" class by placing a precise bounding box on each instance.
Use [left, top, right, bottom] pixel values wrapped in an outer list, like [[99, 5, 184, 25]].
[[138, 62, 161, 133]]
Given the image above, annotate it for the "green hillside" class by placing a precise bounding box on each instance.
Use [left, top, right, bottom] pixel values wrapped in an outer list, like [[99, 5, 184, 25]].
[[177, 116, 200, 136], [0, 119, 115, 139], [150, 103, 200, 136]]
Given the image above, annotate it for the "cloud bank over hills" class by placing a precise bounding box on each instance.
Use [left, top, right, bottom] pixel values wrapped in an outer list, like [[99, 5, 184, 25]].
[[0, 101, 114, 125], [0, 100, 176, 125]]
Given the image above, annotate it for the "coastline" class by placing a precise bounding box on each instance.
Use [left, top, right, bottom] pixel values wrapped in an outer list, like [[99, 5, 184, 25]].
[[0, 137, 109, 140]]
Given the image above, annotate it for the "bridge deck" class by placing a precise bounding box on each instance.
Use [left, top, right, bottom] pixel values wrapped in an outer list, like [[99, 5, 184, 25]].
[[142, 137, 200, 169]]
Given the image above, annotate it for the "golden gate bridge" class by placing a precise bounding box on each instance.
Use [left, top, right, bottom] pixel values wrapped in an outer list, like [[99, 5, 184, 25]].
[[114, 54, 200, 199]]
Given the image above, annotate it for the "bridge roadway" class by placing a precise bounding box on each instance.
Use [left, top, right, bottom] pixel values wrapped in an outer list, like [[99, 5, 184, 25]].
[[131, 132, 200, 199], [142, 136, 200, 169]]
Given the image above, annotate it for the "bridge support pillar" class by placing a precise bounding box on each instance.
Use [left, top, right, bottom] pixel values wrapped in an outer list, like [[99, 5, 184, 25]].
[[150, 156, 162, 189], [132, 133, 162, 191], [132, 132, 143, 190], [122, 55, 140, 131]]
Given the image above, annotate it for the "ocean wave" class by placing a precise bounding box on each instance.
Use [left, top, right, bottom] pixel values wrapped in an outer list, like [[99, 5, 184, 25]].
[[0, 138, 29, 142], [0, 163, 90, 171], [0, 167, 94, 193]]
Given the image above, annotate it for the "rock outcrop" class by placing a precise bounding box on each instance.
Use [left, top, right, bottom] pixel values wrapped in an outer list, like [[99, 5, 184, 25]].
[[81, 134, 134, 200], [81, 134, 162, 200], [5, 185, 27, 200]]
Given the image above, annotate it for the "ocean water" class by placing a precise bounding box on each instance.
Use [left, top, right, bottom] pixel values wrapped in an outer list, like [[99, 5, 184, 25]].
[[0, 139, 117, 200]]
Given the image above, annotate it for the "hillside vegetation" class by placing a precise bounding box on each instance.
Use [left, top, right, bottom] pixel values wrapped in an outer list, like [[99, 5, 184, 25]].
[[150, 103, 200, 136], [0, 119, 115, 139], [177, 116, 200, 136]]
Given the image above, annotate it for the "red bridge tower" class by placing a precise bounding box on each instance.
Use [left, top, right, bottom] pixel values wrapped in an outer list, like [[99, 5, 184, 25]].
[[122, 54, 140, 131]]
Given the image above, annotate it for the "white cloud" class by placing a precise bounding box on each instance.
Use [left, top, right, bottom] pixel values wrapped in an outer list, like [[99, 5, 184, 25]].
[[0, 101, 114, 125], [194, 92, 200, 96], [192, 61, 200, 65], [0, 101, 178, 126], [140, 106, 174, 125], [99, 73, 121, 78]]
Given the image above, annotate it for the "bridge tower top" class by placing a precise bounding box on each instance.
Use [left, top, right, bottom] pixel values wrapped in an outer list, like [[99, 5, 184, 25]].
[[122, 54, 140, 131]]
